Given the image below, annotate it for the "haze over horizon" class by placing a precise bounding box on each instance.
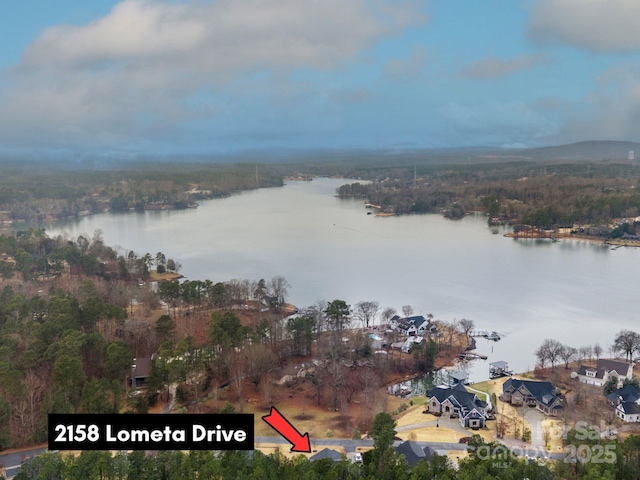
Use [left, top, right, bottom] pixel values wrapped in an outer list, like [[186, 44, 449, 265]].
[[1, 0, 640, 156]]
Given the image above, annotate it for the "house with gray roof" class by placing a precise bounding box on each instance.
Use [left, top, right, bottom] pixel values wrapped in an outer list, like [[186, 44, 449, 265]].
[[391, 315, 435, 336], [502, 378, 564, 416], [576, 358, 634, 387], [309, 448, 343, 462], [395, 441, 446, 466], [427, 383, 487, 429], [607, 385, 640, 423]]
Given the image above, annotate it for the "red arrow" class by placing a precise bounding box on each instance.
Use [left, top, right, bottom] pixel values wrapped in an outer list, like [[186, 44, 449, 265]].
[[262, 406, 311, 453]]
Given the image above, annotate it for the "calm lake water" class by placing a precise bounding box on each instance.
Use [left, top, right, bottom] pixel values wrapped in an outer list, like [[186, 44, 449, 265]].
[[44, 178, 640, 382]]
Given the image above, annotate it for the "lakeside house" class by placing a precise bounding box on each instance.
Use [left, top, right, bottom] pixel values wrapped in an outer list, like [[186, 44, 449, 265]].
[[501, 378, 564, 416], [427, 383, 488, 429], [390, 315, 436, 336], [575, 358, 634, 387], [607, 385, 640, 423]]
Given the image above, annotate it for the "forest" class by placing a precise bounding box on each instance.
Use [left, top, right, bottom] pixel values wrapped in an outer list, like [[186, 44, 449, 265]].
[[337, 161, 640, 229], [12, 426, 640, 480], [5, 146, 640, 231], [0, 228, 469, 452]]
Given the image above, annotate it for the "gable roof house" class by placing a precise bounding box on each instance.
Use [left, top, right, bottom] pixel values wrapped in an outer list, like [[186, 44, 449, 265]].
[[395, 441, 446, 466], [502, 378, 564, 416], [396, 318, 418, 336], [309, 448, 343, 462], [606, 385, 640, 423], [392, 315, 434, 336], [389, 315, 402, 330], [576, 359, 634, 387], [427, 383, 488, 429]]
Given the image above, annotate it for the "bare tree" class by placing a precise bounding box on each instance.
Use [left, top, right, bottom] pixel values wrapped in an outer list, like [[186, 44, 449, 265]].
[[401, 305, 413, 317], [578, 345, 591, 362], [311, 300, 328, 332], [537, 339, 563, 370], [354, 301, 380, 328], [441, 320, 460, 350], [381, 307, 396, 326], [223, 351, 246, 410], [613, 329, 640, 361], [267, 276, 291, 310], [458, 318, 475, 340], [535, 344, 549, 369], [244, 343, 277, 389], [325, 359, 348, 411], [260, 377, 274, 408], [560, 345, 577, 369], [593, 343, 603, 360]]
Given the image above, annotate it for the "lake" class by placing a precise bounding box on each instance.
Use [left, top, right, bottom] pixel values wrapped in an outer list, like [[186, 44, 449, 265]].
[[44, 178, 640, 382]]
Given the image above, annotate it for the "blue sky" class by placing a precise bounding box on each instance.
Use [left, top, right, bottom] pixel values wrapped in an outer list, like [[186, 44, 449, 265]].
[[1, 0, 640, 155]]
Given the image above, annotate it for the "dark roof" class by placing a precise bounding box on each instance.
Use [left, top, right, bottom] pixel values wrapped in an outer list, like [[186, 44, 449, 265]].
[[577, 365, 606, 379], [503, 378, 561, 406], [597, 359, 633, 376], [397, 319, 417, 330], [427, 384, 486, 415], [405, 315, 427, 327], [607, 385, 640, 404], [310, 448, 343, 462], [620, 402, 640, 415], [132, 358, 152, 378], [395, 441, 430, 467]]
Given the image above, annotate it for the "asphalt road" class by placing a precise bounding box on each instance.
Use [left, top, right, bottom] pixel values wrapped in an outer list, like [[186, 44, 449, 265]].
[[0, 446, 47, 479]]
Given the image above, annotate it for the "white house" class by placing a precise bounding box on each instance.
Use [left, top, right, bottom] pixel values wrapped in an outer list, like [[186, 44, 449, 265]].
[[576, 359, 634, 387]]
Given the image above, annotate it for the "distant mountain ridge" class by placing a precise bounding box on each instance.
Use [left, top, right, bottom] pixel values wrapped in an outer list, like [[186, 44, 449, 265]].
[[496, 140, 640, 162], [1, 140, 639, 167]]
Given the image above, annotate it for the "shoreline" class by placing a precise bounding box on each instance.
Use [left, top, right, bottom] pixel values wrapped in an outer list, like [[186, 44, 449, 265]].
[[504, 232, 640, 247]]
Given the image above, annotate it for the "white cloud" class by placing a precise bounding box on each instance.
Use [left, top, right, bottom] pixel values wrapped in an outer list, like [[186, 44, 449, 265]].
[[529, 0, 640, 52], [460, 54, 545, 79], [21, 0, 424, 73], [0, 0, 425, 150]]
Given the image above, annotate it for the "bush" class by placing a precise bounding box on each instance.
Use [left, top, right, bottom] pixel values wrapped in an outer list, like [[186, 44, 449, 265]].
[[221, 402, 236, 414]]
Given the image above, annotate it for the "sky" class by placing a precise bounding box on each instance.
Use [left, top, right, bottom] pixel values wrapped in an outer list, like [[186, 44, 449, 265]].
[[1, 0, 640, 156]]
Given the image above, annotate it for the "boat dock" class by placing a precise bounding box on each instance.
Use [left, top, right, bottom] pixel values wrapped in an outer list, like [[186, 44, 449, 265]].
[[469, 330, 501, 341], [489, 360, 513, 378], [458, 352, 488, 360]]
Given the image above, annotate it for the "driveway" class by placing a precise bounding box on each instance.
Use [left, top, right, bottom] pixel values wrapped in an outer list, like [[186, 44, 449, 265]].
[[522, 407, 546, 448]]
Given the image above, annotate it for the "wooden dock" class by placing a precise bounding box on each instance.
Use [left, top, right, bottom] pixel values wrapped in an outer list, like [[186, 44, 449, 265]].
[[469, 330, 501, 341], [459, 352, 488, 360]]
